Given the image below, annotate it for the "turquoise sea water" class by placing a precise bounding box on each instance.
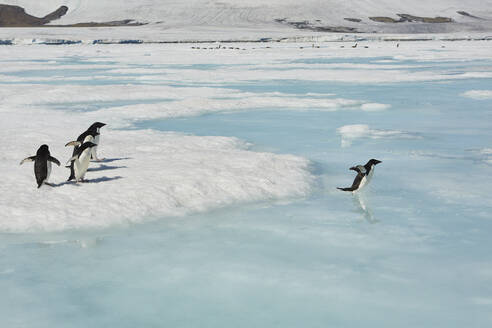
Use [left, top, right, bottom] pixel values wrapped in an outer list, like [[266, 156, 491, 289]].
[[1, 47, 492, 327]]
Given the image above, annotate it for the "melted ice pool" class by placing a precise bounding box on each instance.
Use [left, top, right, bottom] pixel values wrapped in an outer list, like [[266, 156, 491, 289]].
[[1, 42, 492, 327]]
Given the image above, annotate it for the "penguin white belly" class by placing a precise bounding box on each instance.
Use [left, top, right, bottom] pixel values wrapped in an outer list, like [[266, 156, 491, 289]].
[[355, 175, 368, 192], [365, 165, 375, 184], [83, 135, 94, 143], [91, 134, 100, 160], [46, 161, 52, 183], [74, 150, 91, 181]]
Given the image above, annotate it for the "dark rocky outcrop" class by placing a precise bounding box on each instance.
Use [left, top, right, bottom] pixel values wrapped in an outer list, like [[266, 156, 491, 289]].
[[457, 11, 481, 19], [0, 4, 67, 27], [369, 14, 453, 24], [369, 16, 401, 23], [397, 14, 453, 23], [344, 18, 362, 23], [0, 4, 144, 27], [275, 18, 358, 33]]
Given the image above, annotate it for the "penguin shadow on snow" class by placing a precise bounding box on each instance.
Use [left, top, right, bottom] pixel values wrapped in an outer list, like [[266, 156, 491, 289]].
[[82, 155, 130, 180], [86, 157, 131, 172], [96, 157, 132, 163], [61, 157, 130, 186], [87, 164, 127, 172], [50, 176, 124, 187], [81, 176, 124, 184]]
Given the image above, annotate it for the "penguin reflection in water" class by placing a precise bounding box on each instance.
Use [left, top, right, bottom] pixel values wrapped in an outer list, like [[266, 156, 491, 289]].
[[337, 159, 382, 193], [20, 144, 61, 188]]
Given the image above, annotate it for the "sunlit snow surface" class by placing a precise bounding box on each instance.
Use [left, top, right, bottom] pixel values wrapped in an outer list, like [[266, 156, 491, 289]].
[[1, 41, 492, 327]]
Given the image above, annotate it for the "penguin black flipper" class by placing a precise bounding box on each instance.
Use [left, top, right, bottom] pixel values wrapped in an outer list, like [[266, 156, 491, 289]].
[[337, 172, 364, 192], [20, 156, 36, 165], [65, 145, 79, 181], [48, 156, 61, 166], [67, 163, 75, 181], [67, 142, 97, 163]]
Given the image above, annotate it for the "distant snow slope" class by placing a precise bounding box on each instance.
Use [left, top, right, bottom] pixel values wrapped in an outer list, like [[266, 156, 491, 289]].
[[3, 0, 492, 33]]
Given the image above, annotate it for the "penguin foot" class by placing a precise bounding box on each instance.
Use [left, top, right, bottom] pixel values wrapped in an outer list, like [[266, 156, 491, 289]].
[[45, 182, 55, 187]]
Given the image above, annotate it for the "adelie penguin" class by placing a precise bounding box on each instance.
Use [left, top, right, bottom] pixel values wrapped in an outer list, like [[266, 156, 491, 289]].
[[87, 122, 106, 162], [20, 145, 61, 188], [65, 131, 98, 181], [66, 142, 98, 183], [65, 122, 106, 181], [337, 159, 382, 192]]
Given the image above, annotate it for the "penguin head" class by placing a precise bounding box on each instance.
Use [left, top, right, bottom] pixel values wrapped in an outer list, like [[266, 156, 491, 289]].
[[89, 122, 106, 130], [367, 159, 382, 166], [36, 144, 49, 156]]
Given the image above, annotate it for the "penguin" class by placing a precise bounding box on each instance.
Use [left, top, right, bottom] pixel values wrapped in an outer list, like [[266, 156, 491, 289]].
[[20, 144, 61, 188], [87, 122, 106, 162], [66, 142, 98, 183], [337, 159, 382, 192], [65, 131, 99, 181]]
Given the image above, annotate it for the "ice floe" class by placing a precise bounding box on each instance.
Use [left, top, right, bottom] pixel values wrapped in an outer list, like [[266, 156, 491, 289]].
[[337, 124, 422, 147], [462, 90, 492, 99], [2, 121, 314, 232]]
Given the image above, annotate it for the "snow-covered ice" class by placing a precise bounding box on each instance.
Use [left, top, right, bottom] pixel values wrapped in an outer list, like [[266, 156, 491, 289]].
[[1, 40, 492, 327], [337, 124, 421, 147], [0, 91, 314, 231], [462, 89, 492, 99]]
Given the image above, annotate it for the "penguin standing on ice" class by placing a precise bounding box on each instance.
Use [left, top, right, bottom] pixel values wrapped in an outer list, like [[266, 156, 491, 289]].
[[338, 159, 382, 192], [66, 142, 98, 183], [65, 122, 106, 181], [87, 122, 106, 162], [20, 144, 61, 188], [65, 131, 99, 181]]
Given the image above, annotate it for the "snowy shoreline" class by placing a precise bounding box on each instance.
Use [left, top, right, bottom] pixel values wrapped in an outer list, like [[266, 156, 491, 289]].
[[1, 32, 492, 46]]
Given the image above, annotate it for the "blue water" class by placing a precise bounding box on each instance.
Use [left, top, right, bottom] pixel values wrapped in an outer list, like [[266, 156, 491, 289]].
[[1, 49, 492, 327]]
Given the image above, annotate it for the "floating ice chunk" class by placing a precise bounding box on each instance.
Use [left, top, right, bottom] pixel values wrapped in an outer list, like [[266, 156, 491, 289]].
[[469, 148, 492, 165], [337, 124, 421, 147], [462, 90, 492, 100], [479, 148, 492, 155], [360, 103, 391, 111]]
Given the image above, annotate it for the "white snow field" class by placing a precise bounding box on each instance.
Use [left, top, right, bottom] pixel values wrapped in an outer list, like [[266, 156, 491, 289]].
[[1, 0, 492, 42], [7, 0, 491, 26], [0, 39, 492, 327]]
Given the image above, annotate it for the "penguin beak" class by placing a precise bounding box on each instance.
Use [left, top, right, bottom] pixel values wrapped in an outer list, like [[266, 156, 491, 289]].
[[375, 160, 382, 165], [349, 166, 357, 171]]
